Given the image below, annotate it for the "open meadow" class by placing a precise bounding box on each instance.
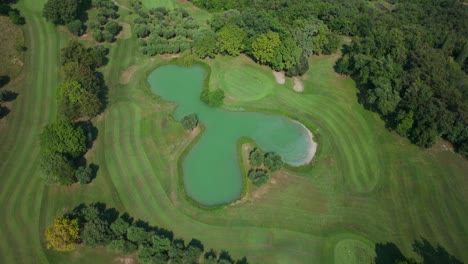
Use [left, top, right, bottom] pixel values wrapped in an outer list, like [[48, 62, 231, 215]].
[[0, 0, 466, 263]]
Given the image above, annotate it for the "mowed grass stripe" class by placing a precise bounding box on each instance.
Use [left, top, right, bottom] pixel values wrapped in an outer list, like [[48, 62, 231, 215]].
[[0, 2, 61, 262]]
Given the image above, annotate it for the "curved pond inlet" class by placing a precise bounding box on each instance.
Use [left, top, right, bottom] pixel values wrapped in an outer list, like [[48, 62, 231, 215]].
[[148, 65, 317, 206]]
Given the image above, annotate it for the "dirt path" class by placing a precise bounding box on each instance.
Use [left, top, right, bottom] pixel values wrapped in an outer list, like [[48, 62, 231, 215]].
[[111, 0, 131, 11], [119, 65, 139, 84]]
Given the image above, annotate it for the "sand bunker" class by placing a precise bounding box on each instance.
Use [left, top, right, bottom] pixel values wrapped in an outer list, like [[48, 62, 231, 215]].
[[292, 120, 317, 165], [293, 77, 304, 92], [272, 70, 285, 84]]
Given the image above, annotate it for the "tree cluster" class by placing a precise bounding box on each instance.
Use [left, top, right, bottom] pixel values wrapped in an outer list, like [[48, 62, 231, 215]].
[[43, 0, 88, 25], [130, 5, 199, 56], [336, 0, 468, 156], [247, 148, 283, 187], [187, 0, 344, 75], [181, 113, 198, 131], [38, 40, 107, 185], [87, 0, 121, 42], [46, 203, 249, 264]]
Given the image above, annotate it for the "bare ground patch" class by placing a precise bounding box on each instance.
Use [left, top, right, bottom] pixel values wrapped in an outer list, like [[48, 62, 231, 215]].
[[272, 70, 285, 84], [292, 77, 304, 92], [119, 65, 139, 84]]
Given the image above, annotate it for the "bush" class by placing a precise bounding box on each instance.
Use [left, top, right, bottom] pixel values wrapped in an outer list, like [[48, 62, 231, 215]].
[[0, 90, 16, 102], [67, 20, 84, 36], [181, 113, 198, 130]]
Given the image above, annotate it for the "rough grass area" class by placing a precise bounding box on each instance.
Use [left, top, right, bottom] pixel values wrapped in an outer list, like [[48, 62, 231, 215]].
[[0, 16, 25, 78], [0, 0, 467, 263]]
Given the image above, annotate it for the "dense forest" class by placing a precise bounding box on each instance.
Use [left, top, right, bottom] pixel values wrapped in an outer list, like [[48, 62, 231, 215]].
[[190, 0, 468, 156]]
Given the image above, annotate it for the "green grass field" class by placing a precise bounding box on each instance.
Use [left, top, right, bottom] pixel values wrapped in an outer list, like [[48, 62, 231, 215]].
[[0, 0, 466, 263]]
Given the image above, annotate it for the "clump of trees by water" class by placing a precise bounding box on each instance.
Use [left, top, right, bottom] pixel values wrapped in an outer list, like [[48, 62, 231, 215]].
[[247, 148, 283, 187], [181, 113, 198, 130], [45, 203, 248, 264], [38, 40, 108, 186]]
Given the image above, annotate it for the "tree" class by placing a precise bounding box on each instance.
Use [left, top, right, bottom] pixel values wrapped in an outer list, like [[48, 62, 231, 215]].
[[82, 204, 100, 221], [109, 239, 137, 254], [126, 225, 152, 243], [75, 165, 92, 184], [61, 40, 105, 69], [0, 90, 15, 102], [248, 169, 269, 187], [263, 153, 283, 172], [218, 25, 246, 56], [43, 0, 84, 25], [105, 20, 121, 36], [110, 217, 130, 237], [45, 217, 80, 251], [193, 29, 218, 58], [367, 77, 400, 116], [81, 218, 113, 247], [39, 152, 76, 185], [251, 32, 281, 65], [8, 9, 25, 25], [181, 113, 198, 131], [40, 120, 87, 158], [249, 148, 264, 167], [57, 81, 101, 119], [62, 62, 101, 94], [271, 37, 302, 71], [67, 20, 84, 36]]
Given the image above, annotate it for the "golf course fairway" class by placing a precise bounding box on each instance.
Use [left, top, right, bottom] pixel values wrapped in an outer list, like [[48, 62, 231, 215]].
[[148, 64, 316, 206]]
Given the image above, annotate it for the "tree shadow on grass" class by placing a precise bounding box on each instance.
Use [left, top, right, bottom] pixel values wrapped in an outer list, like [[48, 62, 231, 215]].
[[375, 238, 463, 264]]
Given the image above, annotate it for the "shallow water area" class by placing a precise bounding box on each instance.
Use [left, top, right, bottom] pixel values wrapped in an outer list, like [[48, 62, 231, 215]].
[[148, 64, 315, 206]]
